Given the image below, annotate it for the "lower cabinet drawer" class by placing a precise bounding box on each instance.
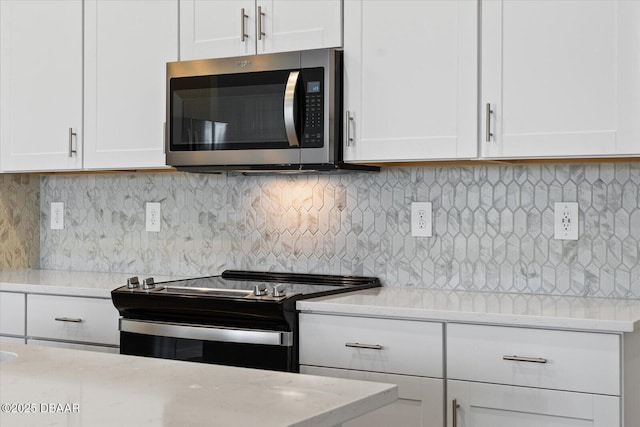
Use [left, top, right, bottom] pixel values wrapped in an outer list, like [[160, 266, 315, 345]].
[[27, 294, 119, 346], [300, 313, 443, 377], [0, 291, 25, 336], [447, 323, 620, 395]]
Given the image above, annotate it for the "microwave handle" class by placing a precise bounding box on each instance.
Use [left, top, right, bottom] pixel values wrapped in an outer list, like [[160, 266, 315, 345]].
[[284, 71, 300, 147]]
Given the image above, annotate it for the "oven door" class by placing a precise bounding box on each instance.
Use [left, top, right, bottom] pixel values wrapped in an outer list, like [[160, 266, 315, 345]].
[[119, 319, 295, 372]]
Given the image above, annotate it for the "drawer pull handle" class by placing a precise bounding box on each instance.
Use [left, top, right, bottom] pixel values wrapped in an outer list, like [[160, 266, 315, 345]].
[[503, 355, 547, 364], [55, 317, 83, 323], [345, 342, 383, 350]]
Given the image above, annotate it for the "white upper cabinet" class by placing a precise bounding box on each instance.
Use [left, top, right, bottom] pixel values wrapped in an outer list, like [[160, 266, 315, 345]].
[[0, 0, 83, 172], [84, 0, 177, 170], [179, 0, 342, 60], [342, 0, 478, 163], [482, 0, 640, 159], [255, 1, 342, 55], [180, 0, 255, 60]]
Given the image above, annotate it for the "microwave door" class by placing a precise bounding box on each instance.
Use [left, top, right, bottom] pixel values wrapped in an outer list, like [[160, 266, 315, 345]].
[[167, 68, 302, 168]]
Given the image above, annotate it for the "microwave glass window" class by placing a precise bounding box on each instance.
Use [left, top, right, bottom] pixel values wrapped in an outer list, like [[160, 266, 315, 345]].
[[171, 70, 292, 151]]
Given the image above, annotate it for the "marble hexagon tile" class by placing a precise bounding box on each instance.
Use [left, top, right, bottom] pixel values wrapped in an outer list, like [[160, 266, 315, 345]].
[[38, 162, 640, 299]]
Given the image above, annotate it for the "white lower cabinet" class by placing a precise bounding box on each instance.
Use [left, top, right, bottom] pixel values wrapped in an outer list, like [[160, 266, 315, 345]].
[[446, 323, 622, 427], [303, 366, 443, 427], [0, 291, 25, 337], [0, 291, 119, 352], [26, 294, 119, 349], [447, 380, 619, 427], [299, 313, 638, 426], [299, 313, 444, 427]]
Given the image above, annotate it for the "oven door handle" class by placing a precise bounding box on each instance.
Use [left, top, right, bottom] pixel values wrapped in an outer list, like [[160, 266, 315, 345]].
[[284, 70, 301, 147], [119, 319, 293, 347]]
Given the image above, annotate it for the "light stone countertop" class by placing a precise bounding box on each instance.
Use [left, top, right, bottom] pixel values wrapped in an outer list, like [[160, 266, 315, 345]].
[[0, 343, 397, 427], [3, 269, 639, 332], [0, 269, 185, 298], [297, 287, 640, 333]]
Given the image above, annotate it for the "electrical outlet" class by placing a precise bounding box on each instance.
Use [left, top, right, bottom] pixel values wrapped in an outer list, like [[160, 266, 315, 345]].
[[50, 202, 64, 230], [411, 202, 432, 237], [145, 202, 161, 232], [554, 202, 578, 240]]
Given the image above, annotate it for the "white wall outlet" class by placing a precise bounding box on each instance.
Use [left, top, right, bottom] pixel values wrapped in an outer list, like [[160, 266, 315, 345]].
[[145, 202, 161, 232], [554, 202, 579, 240], [411, 202, 432, 237], [50, 202, 64, 230]]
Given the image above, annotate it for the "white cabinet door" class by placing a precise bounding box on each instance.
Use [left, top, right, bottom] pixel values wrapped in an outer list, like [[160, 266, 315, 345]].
[[0, 0, 82, 172], [255, 0, 341, 55], [343, 0, 477, 163], [180, 0, 255, 60], [180, 0, 341, 60], [447, 380, 619, 427], [303, 366, 443, 427], [482, 0, 640, 158], [84, 0, 178, 169]]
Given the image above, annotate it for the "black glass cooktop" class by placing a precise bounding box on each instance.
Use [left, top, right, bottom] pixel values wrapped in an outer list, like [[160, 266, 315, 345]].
[[111, 270, 381, 331], [112, 270, 381, 301], [155, 270, 379, 298]]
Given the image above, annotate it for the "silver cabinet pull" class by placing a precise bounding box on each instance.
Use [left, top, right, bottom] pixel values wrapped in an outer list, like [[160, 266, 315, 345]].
[[258, 5, 265, 40], [345, 111, 354, 146], [452, 399, 460, 427], [485, 103, 493, 142], [55, 317, 83, 323], [345, 342, 383, 350], [503, 355, 548, 364], [240, 8, 248, 41], [68, 128, 77, 157]]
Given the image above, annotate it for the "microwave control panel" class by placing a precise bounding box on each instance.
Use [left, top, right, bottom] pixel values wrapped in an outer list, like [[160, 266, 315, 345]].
[[301, 68, 324, 148]]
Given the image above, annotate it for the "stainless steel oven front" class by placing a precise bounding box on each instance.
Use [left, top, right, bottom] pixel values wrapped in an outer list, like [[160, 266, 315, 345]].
[[111, 271, 381, 373], [120, 318, 295, 371], [165, 49, 340, 172]]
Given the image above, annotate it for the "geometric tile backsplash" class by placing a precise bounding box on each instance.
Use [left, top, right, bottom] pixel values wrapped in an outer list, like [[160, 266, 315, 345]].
[[39, 162, 640, 299]]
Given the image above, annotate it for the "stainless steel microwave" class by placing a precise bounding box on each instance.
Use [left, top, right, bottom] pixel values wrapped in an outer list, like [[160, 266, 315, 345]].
[[165, 49, 377, 173]]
